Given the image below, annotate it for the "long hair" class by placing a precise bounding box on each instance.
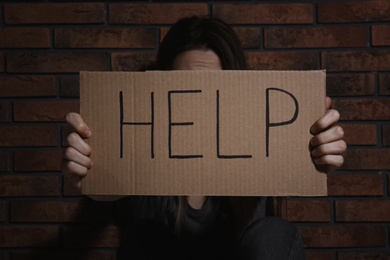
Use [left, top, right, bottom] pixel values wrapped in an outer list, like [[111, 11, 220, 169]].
[[157, 16, 273, 238]]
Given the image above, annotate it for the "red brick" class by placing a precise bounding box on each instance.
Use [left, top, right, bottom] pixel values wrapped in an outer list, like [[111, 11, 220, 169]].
[[306, 251, 332, 260], [265, 27, 367, 49], [286, 200, 330, 222], [233, 28, 261, 49], [297, 225, 386, 248], [0, 176, 59, 197], [63, 226, 120, 248], [339, 124, 376, 145], [336, 200, 390, 222], [213, 4, 313, 24], [318, 0, 390, 23], [0, 101, 9, 122], [379, 74, 390, 95], [162, 27, 261, 50], [60, 76, 79, 98], [55, 28, 156, 49], [0, 125, 57, 147], [7, 52, 108, 73], [372, 25, 390, 46], [12, 251, 116, 260], [326, 74, 375, 97], [0, 76, 57, 97], [328, 173, 383, 196], [384, 125, 390, 146], [109, 4, 208, 25], [246, 52, 317, 70], [322, 50, 390, 72], [0, 28, 50, 48], [4, 3, 105, 24], [61, 124, 73, 147], [341, 149, 390, 170], [10, 200, 113, 223], [13, 100, 79, 122], [0, 201, 6, 223], [111, 52, 156, 71], [333, 99, 390, 121], [338, 252, 390, 260], [0, 226, 58, 247], [14, 150, 62, 172], [0, 151, 10, 172], [62, 175, 82, 197]]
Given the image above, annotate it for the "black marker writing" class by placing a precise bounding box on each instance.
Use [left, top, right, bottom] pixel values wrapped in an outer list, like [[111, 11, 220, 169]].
[[266, 88, 299, 157], [216, 90, 252, 159], [168, 90, 203, 159], [120, 91, 154, 159]]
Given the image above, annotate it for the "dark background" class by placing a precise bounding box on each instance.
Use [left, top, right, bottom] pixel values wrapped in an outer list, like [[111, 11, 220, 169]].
[[0, 0, 389, 259]]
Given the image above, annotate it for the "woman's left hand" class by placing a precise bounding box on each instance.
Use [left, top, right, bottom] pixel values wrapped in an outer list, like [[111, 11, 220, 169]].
[[310, 97, 347, 169]]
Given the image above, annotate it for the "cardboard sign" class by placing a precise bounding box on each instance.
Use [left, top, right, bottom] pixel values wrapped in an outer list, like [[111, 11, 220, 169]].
[[80, 70, 327, 196]]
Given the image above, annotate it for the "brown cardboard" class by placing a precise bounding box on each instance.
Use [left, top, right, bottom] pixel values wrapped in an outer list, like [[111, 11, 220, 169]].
[[80, 70, 327, 196]]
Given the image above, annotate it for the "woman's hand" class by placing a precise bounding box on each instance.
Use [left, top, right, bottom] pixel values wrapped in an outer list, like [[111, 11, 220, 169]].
[[62, 113, 126, 201], [310, 97, 347, 170], [62, 112, 93, 191]]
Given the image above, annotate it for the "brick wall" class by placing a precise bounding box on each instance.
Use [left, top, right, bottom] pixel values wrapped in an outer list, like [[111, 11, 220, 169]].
[[0, 1, 389, 259]]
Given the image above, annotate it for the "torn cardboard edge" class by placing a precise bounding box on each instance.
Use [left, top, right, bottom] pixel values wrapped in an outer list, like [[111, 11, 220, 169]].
[[80, 70, 327, 197]]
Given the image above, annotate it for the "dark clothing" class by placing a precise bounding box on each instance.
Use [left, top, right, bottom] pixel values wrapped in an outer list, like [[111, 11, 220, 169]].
[[117, 196, 305, 260], [130, 196, 267, 235]]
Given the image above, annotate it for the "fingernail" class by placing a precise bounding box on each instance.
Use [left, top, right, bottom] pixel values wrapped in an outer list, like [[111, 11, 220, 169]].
[[311, 126, 317, 134], [84, 129, 91, 137]]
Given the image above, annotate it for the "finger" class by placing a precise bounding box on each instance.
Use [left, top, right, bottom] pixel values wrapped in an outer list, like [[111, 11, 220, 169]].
[[314, 154, 344, 167], [326, 97, 332, 110], [310, 125, 344, 147], [63, 160, 89, 178], [65, 112, 91, 138], [311, 140, 347, 158], [67, 132, 92, 156], [62, 162, 85, 190], [311, 109, 340, 135], [64, 147, 92, 169]]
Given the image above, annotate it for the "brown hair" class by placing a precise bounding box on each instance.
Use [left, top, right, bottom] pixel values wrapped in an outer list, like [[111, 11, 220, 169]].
[[157, 16, 246, 70]]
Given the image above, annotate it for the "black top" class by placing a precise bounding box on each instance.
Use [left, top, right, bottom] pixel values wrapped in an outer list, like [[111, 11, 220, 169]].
[[131, 196, 267, 238]]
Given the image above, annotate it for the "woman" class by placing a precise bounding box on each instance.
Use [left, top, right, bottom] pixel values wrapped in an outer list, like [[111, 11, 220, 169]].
[[63, 17, 346, 260]]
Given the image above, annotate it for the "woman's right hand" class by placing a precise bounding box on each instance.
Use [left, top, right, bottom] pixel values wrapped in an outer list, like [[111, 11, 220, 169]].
[[62, 113, 126, 201], [62, 112, 92, 191]]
